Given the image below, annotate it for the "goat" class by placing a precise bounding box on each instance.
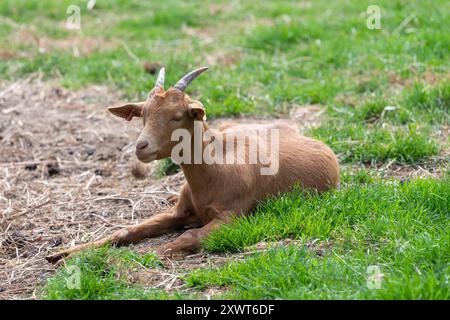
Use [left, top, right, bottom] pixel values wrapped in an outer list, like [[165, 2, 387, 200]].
[[46, 67, 340, 263]]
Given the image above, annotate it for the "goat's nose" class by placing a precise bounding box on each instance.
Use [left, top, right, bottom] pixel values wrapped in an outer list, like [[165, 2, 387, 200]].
[[136, 141, 149, 151]]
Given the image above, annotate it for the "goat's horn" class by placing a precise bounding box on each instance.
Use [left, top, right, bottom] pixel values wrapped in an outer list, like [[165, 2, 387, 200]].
[[173, 66, 208, 92], [155, 67, 165, 88], [147, 67, 165, 100]]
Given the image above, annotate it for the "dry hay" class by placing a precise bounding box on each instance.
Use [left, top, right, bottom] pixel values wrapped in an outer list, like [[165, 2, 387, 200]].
[[0, 75, 184, 299]]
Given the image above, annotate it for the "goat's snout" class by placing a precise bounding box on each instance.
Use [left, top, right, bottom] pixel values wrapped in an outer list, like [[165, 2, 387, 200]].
[[135, 135, 158, 163], [136, 141, 149, 151]]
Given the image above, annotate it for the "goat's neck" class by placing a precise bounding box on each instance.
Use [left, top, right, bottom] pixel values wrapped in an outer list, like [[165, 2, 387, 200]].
[[179, 121, 218, 190]]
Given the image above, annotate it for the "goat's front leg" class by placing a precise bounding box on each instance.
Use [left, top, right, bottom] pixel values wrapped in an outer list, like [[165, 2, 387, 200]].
[[156, 215, 229, 257], [46, 209, 196, 264]]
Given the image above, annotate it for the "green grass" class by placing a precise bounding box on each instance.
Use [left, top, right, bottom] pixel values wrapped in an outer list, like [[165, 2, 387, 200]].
[[310, 81, 448, 164], [318, 81, 449, 164], [202, 177, 449, 252], [335, 83, 450, 125], [153, 158, 180, 178], [402, 83, 450, 125], [312, 123, 440, 164], [42, 246, 186, 300], [186, 177, 449, 299], [186, 243, 449, 299]]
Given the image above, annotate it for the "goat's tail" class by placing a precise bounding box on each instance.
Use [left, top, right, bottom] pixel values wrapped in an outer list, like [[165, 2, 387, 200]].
[[131, 159, 151, 179]]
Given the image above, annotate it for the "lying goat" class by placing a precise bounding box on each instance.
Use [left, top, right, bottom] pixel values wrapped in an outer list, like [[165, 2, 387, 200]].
[[47, 67, 340, 263]]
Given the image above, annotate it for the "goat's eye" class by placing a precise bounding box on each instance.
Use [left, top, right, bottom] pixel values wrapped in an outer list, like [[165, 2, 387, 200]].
[[170, 115, 183, 122]]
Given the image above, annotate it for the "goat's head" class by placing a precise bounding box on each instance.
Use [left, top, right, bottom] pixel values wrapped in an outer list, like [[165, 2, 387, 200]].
[[107, 67, 208, 163]]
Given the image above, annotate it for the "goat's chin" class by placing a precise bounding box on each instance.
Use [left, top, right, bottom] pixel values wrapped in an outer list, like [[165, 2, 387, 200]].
[[136, 153, 158, 163]]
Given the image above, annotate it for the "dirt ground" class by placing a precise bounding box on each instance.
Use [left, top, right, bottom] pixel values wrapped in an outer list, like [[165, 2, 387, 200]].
[[0, 76, 445, 299]]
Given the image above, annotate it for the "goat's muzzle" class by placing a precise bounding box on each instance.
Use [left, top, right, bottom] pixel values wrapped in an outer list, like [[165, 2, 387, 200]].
[[135, 136, 159, 163], [136, 141, 149, 151]]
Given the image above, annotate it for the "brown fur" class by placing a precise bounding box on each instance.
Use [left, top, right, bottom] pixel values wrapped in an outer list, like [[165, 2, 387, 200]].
[[46, 87, 339, 263]]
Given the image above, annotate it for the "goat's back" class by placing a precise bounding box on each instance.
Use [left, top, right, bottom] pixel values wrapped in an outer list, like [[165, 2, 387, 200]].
[[220, 122, 339, 196]]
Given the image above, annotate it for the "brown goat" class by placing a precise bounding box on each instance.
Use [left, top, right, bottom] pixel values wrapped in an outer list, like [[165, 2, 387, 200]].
[[46, 67, 339, 263]]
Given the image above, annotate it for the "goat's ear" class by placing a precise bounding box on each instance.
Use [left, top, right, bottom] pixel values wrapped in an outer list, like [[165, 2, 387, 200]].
[[187, 100, 206, 121], [107, 102, 145, 121]]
